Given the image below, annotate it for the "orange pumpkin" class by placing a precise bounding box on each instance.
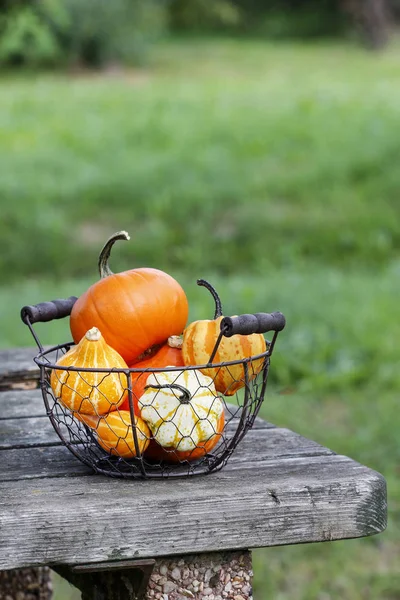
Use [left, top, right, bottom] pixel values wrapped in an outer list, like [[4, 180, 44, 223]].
[[182, 280, 266, 396], [119, 336, 185, 413], [77, 411, 150, 459], [70, 231, 189, 365], [50, 327, 128, 415]]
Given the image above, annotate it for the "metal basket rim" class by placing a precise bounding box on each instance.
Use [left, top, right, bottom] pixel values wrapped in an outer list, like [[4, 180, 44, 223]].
[[34, 341, 271, 374]]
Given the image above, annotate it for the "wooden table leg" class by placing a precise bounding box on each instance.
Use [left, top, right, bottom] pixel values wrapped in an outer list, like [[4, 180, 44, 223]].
[[53, 560, 155, 600], [54, 551, 252, 600], [0, 567, 53, 600]]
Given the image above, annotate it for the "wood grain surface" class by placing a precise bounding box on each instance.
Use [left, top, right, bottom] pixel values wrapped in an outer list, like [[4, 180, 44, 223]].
[[0, 347, 41, 389], [0, 350, 387, 572], [0, 448, 386, 569]]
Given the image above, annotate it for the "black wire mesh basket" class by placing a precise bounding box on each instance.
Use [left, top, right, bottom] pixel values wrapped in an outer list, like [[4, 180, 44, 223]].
[[21, 291, 285, 479]]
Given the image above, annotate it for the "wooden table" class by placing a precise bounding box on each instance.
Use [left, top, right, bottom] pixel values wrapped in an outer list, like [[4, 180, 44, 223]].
[[0, 348, 387, 600]]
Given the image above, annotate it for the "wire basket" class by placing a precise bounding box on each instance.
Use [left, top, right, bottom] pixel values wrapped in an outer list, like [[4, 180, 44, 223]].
[[21, 296, 285, 479]]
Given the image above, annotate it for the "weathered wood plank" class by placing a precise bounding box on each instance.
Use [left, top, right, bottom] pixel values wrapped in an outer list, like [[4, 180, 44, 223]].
[[0, 389, 45, 419], [0, 445, 91, 481], [0, 347, 40, 389], [0, 427, 334, 482], [225, 426, 335, 467], [0, 416, 59, 449], [0, 454, 387, 570], [0, 359, 53, 600]]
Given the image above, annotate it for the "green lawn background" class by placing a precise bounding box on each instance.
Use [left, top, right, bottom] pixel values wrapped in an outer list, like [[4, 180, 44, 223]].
[[1, 38, 399, 599]]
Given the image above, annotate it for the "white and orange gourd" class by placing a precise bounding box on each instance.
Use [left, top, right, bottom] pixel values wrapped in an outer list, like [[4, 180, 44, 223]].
[[139, 368, 224, 462]]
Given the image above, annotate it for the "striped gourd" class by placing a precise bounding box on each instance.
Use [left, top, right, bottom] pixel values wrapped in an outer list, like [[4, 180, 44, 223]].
[[50, 327, 127, 415], [182, 280, 266, 396]]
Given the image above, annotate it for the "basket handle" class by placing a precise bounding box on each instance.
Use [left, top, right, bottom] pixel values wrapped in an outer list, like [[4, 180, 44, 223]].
[[221, 312, 286, 337], [21, 297, 78, 325], [207, 311, 285, 364]]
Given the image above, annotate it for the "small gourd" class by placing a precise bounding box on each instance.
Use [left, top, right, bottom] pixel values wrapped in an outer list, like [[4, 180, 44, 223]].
[[182, 280, 266, 396], [139, 368, 224, 462], [50, 327, 128, 415], [77, 411, 150, 459]]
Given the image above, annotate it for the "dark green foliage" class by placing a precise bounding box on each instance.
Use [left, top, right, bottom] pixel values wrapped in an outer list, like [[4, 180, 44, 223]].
[[236, 0, 347, 37], [0, 0, 166, 68], [169, 0, 347, 37], [168, 0, 242, 31], [55, 0, 166, 67], [0, 3, 62, 66], [0, 0, 396, 68]]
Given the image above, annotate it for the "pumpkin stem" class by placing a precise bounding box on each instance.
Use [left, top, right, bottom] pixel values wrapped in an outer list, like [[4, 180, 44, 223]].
[[168, 335, 183, 349], [85, 327, 101, 342], [98, 231, 130, 278], [197, 279, 223, 319], [145, 383, 191, 404]]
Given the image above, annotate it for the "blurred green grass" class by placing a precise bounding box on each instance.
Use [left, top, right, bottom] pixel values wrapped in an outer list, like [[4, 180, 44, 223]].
[[1, 38, 400, 280], [1, 37, 400, 599]]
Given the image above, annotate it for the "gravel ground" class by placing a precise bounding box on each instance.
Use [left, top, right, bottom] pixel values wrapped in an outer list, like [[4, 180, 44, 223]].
[[0, 567, 53, 600], [146, 551, 253, 600]]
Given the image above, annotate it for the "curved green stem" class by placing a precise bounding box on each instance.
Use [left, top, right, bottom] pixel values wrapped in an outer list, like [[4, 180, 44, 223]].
[[197, 279, 223, 319], [144, 383, 192, 404], [98, 231, 130, 278]]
